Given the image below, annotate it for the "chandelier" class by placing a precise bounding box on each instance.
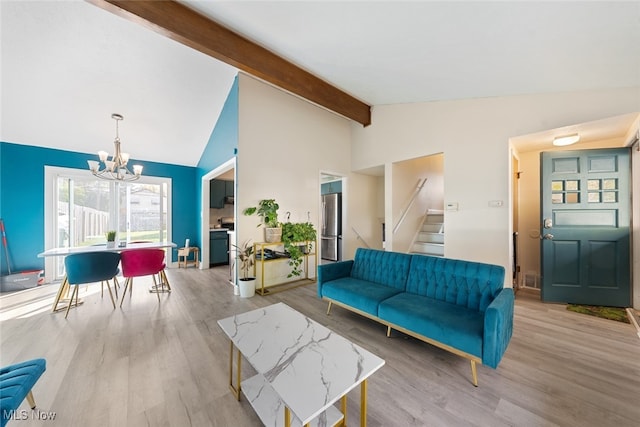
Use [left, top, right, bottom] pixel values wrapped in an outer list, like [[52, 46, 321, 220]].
[[87, 113, 143, 181]]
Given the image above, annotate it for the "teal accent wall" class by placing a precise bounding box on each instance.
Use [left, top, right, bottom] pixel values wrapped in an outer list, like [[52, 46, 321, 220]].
[[0, 142, 197, 275], [196, 76, 239, 236]]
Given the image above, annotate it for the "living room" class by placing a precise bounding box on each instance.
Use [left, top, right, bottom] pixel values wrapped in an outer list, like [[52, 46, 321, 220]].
[[1, 2, 639, 426]]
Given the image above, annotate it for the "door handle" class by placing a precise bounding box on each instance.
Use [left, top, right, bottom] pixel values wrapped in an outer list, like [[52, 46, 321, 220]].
[[541, 233, 554, 240]]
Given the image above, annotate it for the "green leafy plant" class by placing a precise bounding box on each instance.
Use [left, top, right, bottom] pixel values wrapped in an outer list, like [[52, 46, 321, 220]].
[[281, 221, 317, 278], [232, 240, 255, 280], [243, 199, 280, 228], [105, 230, 117, 242]]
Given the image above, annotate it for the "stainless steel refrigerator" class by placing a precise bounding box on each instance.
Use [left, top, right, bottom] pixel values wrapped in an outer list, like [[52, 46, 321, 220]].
[[321, 193, 342, 261]]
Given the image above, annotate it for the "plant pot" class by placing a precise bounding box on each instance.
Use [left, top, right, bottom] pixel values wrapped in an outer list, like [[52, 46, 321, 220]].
[[106, 241, 116, 248], [264, 227, 282, 243], [238, 278, 256, 298]]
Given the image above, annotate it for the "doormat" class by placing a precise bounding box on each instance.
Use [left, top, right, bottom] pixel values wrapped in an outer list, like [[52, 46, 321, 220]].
[[566, 304, 630, 324]]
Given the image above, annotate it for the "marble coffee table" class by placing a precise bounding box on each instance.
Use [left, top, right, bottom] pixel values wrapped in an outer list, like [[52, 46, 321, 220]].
[[218, 302, 385, 427]]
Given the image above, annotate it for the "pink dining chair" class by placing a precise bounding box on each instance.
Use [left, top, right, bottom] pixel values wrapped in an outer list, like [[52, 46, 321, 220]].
[[119, 249, 170, 307]]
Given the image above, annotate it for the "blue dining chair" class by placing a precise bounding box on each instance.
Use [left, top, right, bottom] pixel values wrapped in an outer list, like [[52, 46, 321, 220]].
[[63, 252, 121, 319]]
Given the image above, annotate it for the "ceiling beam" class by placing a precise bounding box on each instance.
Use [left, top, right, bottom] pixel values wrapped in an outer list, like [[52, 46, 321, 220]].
[[87, 0, 372, 126]]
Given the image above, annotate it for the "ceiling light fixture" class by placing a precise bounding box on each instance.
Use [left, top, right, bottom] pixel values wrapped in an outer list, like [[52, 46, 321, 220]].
[[552, 133, 580, 147], [87, 113, 143, 181]]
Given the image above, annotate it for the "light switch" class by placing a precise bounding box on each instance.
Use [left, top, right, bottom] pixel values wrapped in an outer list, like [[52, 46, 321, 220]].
[[446, 202, 458, 211]]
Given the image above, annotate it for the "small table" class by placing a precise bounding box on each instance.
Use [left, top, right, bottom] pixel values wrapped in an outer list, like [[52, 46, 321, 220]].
[[177, 246, 200, 268], [218, 303, 385, 427]]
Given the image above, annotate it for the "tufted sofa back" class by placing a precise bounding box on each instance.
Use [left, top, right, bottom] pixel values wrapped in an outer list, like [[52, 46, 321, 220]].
[[406, 255, 505, 311], [351, 248, 412, 291]]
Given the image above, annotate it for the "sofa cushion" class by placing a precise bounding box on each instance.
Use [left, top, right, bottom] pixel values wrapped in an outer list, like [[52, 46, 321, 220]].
[[350, 248, 412, 291], [406, 255, 505, 312], [379, 293, 484, 357], [321, 277, 404, 316]]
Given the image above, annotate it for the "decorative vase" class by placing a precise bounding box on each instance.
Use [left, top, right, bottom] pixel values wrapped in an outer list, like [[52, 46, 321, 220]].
[[106, 241, 116, 248], [264, 227, 282, 243], [238, 278, 256, 298]]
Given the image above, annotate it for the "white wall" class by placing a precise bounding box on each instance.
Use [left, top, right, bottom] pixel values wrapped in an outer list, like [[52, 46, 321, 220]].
[[352, 87, 640, 283], [344, 172, 384, 258], [236, 74, 352, 283]]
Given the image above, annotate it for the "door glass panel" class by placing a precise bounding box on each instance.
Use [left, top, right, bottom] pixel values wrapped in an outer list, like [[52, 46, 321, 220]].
[[565, 180, 579, 191], [602, 192, 617, 203], [119, 183, 167, 243], [566, 193, 579, 203], [587, 180, 600, 190], [552, 193, 564, 204], [602, 179, 617, 190], [551, 181, 564, 191], [588, 192, 600, 203]]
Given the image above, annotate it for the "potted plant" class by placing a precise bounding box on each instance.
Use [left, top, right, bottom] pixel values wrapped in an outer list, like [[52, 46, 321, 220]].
[[105, 230, 117, 248], [243, 199, 282, 242], [281, 221, 317, 278], [232, 240, 256, 297]]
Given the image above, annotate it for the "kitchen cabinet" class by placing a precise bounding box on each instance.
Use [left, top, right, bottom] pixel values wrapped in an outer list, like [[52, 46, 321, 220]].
[[210, 180, 225, 208], [210, 231, 229, 266], [210, 179, 235, 208]]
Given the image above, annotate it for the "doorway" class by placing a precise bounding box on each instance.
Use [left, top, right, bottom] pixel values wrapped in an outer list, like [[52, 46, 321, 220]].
[[320, 173, 344, 263], [540, 148, 631, 307], [201, 158, 236, 273]]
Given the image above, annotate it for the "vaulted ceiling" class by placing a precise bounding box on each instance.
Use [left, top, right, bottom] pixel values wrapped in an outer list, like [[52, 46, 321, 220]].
[[2, 1, 638, 166]]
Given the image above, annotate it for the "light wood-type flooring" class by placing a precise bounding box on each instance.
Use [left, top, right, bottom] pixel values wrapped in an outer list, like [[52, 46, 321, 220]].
[[1, 267, 639, 426]]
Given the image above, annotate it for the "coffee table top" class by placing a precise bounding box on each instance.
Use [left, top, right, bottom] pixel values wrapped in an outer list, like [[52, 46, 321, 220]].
[[218, 302, 385, 425]]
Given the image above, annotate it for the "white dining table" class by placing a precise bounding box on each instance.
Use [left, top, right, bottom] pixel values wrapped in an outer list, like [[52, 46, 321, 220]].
[[38, 241, 177, 312]]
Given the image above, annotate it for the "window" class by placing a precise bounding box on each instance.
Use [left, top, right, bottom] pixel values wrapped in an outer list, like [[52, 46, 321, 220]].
[[44, 167, 171, 281]]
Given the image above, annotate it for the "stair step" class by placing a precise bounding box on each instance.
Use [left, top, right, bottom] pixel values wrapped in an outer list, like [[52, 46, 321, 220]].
[[417, 232, 444, 244], [422, 223, 443, 233], [411, 242, 444, 256], [426, 214, 444, 224]]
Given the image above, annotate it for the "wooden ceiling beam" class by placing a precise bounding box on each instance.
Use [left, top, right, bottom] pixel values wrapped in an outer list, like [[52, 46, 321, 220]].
[[87, 0, 371, 126]]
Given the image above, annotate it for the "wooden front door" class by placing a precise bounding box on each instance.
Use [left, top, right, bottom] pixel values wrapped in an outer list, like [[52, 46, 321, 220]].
[[540, 148, 631, 307]]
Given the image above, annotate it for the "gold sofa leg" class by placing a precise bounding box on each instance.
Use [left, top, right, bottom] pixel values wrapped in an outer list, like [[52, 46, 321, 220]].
[[470, 360, 478, 387], [326, 301, 333, 315]]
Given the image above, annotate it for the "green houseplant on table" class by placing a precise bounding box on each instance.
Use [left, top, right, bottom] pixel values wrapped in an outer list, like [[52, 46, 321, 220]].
[[281, 221, 317, 278], [243, 199, 282, 243], [232, 240, 255, 297], [105, 230, 117, 248]]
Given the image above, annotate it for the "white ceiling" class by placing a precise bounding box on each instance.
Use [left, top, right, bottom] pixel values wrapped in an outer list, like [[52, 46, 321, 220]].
[[2, 1, 639, 166]]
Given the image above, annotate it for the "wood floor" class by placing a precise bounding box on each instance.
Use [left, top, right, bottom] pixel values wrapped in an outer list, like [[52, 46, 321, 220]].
[[1, 267, 639, 427]]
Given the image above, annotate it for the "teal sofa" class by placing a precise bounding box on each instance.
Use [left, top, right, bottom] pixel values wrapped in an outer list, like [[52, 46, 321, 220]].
[[317, 248, 514, 386]]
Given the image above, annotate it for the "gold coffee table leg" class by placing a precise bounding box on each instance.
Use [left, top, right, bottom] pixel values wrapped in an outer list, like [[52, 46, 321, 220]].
[[361, 379, 368, 427], [228, 340, 242, 400]]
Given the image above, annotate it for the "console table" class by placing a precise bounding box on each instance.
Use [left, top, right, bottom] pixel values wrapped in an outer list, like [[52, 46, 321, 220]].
[[218, 303, 385, 427], [253, 241, 317, 295]]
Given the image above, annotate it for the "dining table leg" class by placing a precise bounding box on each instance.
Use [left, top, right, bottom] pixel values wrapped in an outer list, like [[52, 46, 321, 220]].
[[51, 275, 68, 312]]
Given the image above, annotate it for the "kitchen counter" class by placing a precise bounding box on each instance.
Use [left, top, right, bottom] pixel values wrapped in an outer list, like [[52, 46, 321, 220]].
[[210, 228, 229, 232]]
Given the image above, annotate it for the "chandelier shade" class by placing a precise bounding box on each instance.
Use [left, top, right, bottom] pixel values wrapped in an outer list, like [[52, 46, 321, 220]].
[[87, 113, 143, 181]]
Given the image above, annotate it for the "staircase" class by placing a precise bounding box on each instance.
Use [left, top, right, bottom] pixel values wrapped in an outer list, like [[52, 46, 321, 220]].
[[410, 210, 444, 257]]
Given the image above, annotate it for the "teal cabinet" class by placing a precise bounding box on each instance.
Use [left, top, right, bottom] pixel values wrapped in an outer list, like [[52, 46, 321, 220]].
[[210, 231, 229, 265], [210, 180, 225, 208], [210, 180, 234, 208], [225, 180, 234, 198]]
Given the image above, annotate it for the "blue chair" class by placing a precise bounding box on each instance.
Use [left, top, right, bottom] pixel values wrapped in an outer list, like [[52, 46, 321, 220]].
[[63, 252, 121, 319], [0, 359, 46, 427]]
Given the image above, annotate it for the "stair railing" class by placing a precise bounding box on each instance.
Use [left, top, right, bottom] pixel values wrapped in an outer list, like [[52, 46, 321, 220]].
[[392, 178, 427, 234], [351, 226, 371, 248]]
